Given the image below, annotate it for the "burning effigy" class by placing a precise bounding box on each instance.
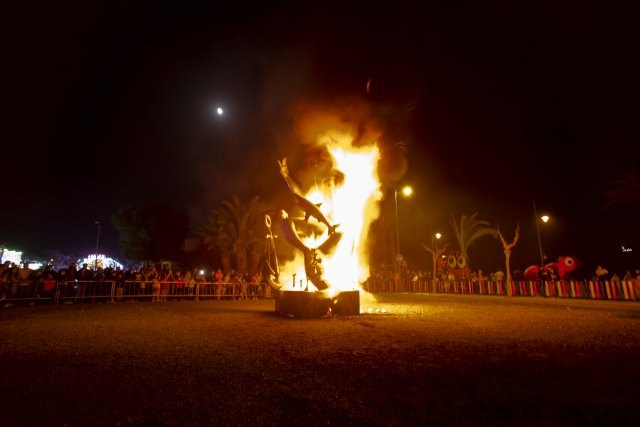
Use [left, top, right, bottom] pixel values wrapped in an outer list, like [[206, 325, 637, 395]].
[[264, 132, 383, 318]]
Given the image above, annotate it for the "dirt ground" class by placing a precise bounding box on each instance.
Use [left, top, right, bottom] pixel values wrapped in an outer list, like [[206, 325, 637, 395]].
[[1, 293, 639, 426]]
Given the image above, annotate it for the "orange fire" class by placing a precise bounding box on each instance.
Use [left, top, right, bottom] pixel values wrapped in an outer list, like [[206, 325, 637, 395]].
[[280, 130, 382, 298]]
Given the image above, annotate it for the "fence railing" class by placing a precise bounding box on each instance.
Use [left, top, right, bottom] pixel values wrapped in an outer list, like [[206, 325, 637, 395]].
[[362, 278, 640, 301], [0, 280, 270, 305], [3, 278, 639, 306]]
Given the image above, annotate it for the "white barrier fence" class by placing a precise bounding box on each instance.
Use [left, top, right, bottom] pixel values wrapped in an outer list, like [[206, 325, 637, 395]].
[[363, 278, 640, 301], [1, 280, 271, 305]]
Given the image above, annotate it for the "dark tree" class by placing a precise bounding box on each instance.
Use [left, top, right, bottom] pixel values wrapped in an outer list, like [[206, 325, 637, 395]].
[[112, 202, 189, 263]]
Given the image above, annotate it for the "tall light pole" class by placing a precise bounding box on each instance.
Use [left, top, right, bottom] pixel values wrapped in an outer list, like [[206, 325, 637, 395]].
[[431, 231, 442, 279], [394, 185, 413, 261], [94, 221, 101, 271], [532, 201, 549, 266], [394, 188, 399, 258]]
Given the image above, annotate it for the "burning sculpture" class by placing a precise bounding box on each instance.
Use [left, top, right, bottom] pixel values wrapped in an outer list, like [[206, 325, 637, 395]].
[[264, 136, 382, 317], [277, 158, 341, 293]]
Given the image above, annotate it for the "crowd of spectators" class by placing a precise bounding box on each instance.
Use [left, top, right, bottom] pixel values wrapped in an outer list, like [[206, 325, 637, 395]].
[[0, 260, 266, 305], [367, 263, 640, 291], [3, 259, 639, 306]]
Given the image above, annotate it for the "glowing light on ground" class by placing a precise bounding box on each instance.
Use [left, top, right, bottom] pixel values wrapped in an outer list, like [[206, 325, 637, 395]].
[[360, 307, 388, 314]]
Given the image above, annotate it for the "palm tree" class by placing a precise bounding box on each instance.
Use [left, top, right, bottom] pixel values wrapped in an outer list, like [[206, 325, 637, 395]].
[[603, 169, 640, 210], [449, 212, 497, 270], [198, 195, 271, 274], [199, 208, 232, 273]]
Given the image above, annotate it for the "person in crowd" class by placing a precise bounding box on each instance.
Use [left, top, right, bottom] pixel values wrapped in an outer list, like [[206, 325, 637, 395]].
[[183, 270, 193, 296], [233, 271, 242, 299], [76, 263, 93, 302], [250, 272, 259, 299], [96, 267, 107, 301], [195, 269, 206, 296], [17, 262, 32, 299], [174, 270, 184, 298], [114, 267, 124, 301], [133, 267, 143, 296], [0, 260, 11, 301], [152, 275, 161, 302], [239, 273, 248, 300], [144, 266, 157, 298], [61, 262, 75, 301], [595, 265, 610, 281], [215, 269, 224, 300], [223, 270, 233, 298], [41, 265, 57, 299], [58, 268, 74, 303], [160, 268, 172, 302]]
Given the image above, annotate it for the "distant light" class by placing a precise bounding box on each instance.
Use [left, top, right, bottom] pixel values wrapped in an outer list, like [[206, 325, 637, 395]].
[[216, 107, 223, 115], [541, 215, 550, 223], [199, 270, 205, 275], [28, 262, 43, 271], [0, 248, 22, 265], [401, 185, 413, 197], [622, 246, 633, 253], [78, 254, 123, 270], [435, 232, 442, 240]]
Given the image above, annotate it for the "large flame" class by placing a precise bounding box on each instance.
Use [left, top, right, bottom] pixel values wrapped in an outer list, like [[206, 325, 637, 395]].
[[280, 131, 382, 297]]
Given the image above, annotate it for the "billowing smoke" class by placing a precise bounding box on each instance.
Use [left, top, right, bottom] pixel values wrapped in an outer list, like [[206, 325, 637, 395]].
[[276, 96, 409, 197]]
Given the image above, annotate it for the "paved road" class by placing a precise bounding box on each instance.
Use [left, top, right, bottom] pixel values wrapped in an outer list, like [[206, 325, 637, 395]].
[[1, 293, 639, 426]]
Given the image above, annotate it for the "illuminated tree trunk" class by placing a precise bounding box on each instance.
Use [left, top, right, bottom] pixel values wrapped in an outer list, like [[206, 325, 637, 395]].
[[236, 246, 249, 275], [423, 243, 448, 291], [497, 223, 520, 297], [221, 251, 232, 275]]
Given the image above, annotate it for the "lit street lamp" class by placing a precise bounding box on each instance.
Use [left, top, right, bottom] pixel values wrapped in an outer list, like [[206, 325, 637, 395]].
[[394, 185, 413, 262], [431, 231, 442, 250]]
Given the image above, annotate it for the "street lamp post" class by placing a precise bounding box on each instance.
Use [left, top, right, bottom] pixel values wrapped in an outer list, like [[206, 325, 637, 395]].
[[94, 221, 101, 271], [394, 185, 413, 261], [394, 188, 400, 259], [431, 231, 442, 279], [532, 201, 549, 266]]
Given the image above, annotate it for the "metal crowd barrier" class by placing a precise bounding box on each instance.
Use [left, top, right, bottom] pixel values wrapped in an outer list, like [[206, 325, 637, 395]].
[[362, 278, 640, 301], [1, 280, 270, 305]]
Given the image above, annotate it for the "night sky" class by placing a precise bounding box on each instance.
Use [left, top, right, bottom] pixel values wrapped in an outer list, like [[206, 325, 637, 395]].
[[2, 1, 639, 274]]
